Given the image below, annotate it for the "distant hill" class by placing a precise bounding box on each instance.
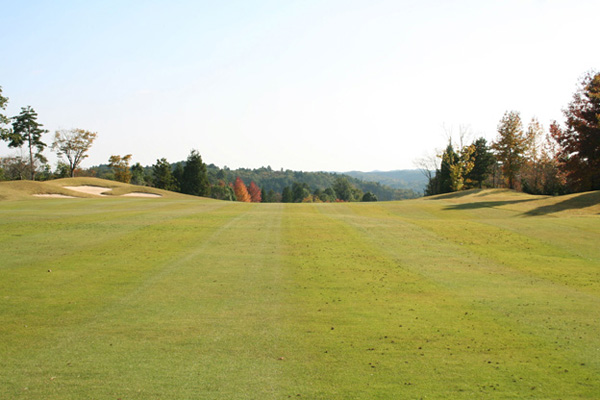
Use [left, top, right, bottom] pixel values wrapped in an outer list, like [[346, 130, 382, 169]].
[[205, 166, 421, 201], [343, 170, 428, 194]]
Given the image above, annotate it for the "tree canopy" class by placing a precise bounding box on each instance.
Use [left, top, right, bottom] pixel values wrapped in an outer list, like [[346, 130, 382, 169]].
[[152, 158, 178, 191], [233, 177, 251, 202], [4, 106, 48, 180], [0, 86, 9, 138], [492, 111, 528, 190], [552, 71, 600, 191], [52, 128, 97, 177], [467, 138, 494, 188], [108, 154, 132, 183], [180, 150, 209, 196]]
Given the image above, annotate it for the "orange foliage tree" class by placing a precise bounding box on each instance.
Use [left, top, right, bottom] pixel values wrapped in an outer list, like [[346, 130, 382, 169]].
[[233, 177, 251, 202], [247, 181, 262, 202]]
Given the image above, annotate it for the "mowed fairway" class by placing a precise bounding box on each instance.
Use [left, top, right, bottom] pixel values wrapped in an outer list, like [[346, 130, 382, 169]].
[[0, 189, 599, 399]]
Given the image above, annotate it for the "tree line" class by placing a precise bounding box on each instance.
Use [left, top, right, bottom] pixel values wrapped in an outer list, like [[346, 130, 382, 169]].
[[97, 152, 414, 203], [0, 88, 415, 202], [422, 71, 600, 196], [0, 87, 97, 181]]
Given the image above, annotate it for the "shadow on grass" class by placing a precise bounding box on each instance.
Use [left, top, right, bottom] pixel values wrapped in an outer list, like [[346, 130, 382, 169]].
[[427, 190, 485, 200], [444, 199, 537, 211], [523, 191, 600, 216]]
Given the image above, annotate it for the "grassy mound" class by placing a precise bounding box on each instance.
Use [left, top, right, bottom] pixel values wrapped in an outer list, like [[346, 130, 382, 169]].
[[0, 177, 198, 200], [425, 188, 600, 216]]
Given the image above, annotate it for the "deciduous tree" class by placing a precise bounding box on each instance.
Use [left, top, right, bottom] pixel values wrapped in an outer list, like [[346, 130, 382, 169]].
[[521, 119, 548, 194], [248, 181, 262, 202], [51, 128, 97, 177], [233, 177, 251, 202], [0, 86, 10, 138], [552, 71, 600, 191], [108, 154, 132, 183], [0, 156, 28, 180], [210, 180, 235, 201], [333, 177, 362, 201], [362, 191, 378, 202]]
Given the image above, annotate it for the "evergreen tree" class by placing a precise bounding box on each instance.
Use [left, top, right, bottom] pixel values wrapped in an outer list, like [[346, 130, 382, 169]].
[[260, 188, 267, 203], [3, 106, 48, 180], [152, 158, 178, 191], [438, 143, 458, 193], [466, 138, 494, 188], [292, 182, 310, 202], [492, 111, 528, 189], [181, 150, 209, 196], [281, 186, 292, 203], [130, 163, 146, 185], [172, 163, 184, 191]]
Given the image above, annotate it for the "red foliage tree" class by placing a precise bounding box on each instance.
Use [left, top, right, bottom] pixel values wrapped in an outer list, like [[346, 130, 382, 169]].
[[552, 71, 600, 191], [233, 177, 251, 202], [247, 181, 262, 203]]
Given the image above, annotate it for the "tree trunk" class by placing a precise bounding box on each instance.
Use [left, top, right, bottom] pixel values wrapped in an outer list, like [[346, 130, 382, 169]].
[[28, 135, 35, 181]]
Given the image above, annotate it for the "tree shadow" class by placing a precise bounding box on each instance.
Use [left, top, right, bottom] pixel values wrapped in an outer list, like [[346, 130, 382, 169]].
[[444, 199, 537, 211], [427, 190, 485, 200], [523, 191, 600, 216]]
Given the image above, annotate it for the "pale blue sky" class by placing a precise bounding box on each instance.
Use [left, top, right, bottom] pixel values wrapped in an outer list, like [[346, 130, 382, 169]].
[[1, 0, 599, 171]]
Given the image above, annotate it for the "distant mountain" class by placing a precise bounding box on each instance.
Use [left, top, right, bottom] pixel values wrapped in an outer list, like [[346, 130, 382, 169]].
[[343, 170, 428, 194]]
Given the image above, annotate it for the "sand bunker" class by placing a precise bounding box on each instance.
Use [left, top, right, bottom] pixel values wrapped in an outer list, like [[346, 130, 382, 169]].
[[33, 185, 162, 199], [33, 194, 76, 198], [122, 192, 162, 198], [64, 185, 111, 196]]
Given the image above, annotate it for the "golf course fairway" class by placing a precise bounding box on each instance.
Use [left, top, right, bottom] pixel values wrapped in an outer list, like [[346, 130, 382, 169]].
[[1, 185, 599, 399]]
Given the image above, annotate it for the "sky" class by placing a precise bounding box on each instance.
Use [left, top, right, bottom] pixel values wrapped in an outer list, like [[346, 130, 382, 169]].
[[1, 0, 599, 172]]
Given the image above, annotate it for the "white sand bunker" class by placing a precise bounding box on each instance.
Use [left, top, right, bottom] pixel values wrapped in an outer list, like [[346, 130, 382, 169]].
[[64, 185, 111, 196], [33, 194, 76, 198], [122, 192, 162, 198]]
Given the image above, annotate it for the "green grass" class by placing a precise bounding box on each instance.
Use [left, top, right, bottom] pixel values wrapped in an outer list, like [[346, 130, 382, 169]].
[[0, 188, 598, 399]]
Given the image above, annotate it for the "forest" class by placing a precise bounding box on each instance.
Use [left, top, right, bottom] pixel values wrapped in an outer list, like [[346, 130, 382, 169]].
[[80, 161, 420, 203]]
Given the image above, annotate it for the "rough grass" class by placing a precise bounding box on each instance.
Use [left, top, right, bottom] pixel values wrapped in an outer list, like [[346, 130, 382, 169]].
[[0, 189, 598, 399]]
